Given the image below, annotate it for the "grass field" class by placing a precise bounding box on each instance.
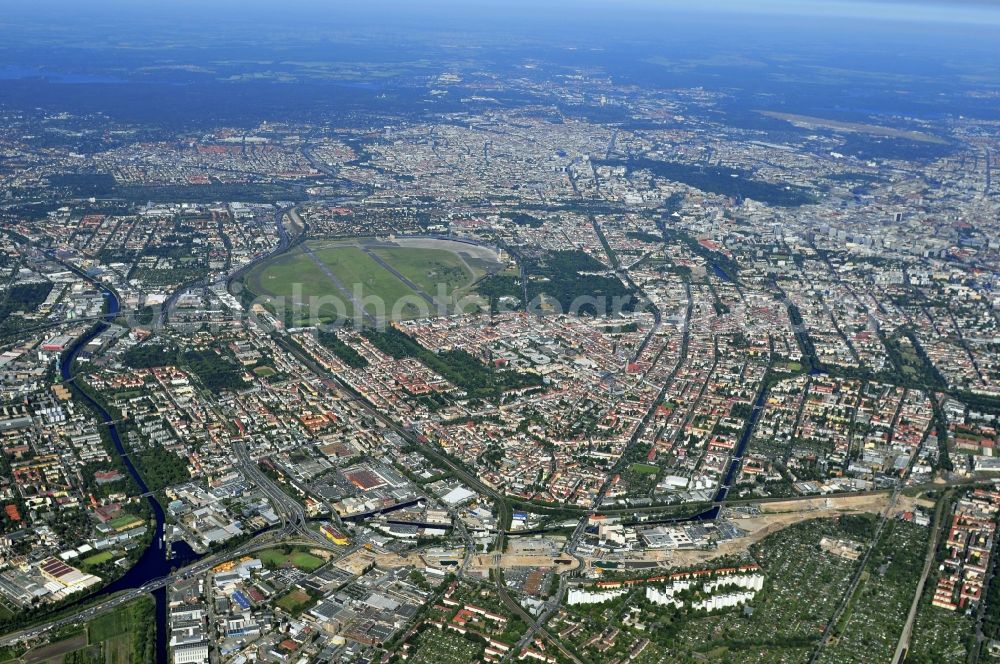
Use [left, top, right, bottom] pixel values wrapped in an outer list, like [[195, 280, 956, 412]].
[[106, 514, 143, 531], [29, 597, 158, 664], [628, 462, 660, 475], [276, 588, 316, 615], [102, 633, 134, 664], [81, 550, 114, 567], [0, 643, 26, 662], [88, 605, 134, 642], [244, 238, 500, 323], [253, 366, 277, 377], [370, 246, 475, 296], [312, 245, 419, 318], [247, 246, 346, 317], [258, 547, 325, 572]]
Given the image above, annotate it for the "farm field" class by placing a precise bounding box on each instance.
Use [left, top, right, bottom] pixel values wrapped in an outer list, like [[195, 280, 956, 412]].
[[18, 632, 87, 664]]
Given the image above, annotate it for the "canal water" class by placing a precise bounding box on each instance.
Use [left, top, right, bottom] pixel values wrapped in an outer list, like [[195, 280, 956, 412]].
[[673, 261, 767, 522], [61, 289, 198, 664], [57, 255, 765, 656]]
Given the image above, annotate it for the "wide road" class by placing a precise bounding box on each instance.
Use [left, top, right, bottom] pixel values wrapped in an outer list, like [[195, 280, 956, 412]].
[[273, 331, 583, 663], [232, 440, 334, 550], [0, 527, 335, 648], [159, 204, 297, 330], [0, 207, 313, 648]]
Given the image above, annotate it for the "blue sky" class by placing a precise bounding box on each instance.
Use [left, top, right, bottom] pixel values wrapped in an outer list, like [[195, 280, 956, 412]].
[[8, 0, 1000, 28], [664, 0, 1000, 24], [14, 0, 1000, 22], [6, 0, 1000, 45]]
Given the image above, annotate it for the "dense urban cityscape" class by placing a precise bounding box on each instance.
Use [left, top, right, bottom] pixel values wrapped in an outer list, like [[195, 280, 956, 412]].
[[0, 1, 999, 662]]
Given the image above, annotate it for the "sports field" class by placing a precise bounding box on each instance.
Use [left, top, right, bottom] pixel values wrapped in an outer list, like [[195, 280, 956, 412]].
[[244, 237, 503, 324], [82, 550, 115, 567]]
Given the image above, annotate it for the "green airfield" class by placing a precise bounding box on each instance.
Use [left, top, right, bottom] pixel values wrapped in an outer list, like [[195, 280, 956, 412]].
[[311, 245, 419, 316], [244, 238, 499, 323], [370, 246, 474, 295]]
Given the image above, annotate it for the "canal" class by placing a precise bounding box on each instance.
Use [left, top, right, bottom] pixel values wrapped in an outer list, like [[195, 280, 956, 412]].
[[676, 261, 767, 523], [61, 288, 198, 664]]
